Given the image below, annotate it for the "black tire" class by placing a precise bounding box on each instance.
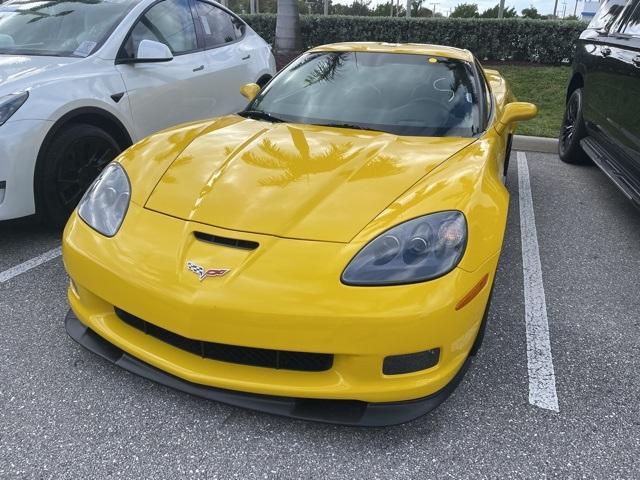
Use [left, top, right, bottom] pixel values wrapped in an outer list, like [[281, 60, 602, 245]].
[[504, 133, 514, 179], [469, 284, 494, 356], [36, 124, 122, 228], [558, 88, 590, 165]]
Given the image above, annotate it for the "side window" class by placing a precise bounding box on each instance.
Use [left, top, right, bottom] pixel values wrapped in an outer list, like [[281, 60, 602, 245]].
[[474, 61, 492, 127], [120, 0, 197, 59], [195, 1, 245, 48], [588, 0, 628, 31], [622, 3, 640, 36]]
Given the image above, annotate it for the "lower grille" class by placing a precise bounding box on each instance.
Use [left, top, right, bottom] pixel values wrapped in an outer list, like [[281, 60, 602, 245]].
[[114, 308, 333, 372]]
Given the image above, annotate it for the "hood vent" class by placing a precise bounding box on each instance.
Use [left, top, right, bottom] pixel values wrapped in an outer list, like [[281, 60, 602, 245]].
[[194, 232, 259, 251]]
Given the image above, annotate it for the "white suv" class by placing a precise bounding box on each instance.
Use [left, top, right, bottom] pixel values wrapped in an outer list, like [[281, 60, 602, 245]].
[[0, 0, 275, 225]]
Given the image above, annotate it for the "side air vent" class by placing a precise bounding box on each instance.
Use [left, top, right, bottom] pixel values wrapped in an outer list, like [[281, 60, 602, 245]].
[[194, 232, 259, 251]]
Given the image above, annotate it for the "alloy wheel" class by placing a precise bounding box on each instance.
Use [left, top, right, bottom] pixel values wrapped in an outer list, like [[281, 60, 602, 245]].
[[55, 136, 118, 208], [560, 93, 579, 153]]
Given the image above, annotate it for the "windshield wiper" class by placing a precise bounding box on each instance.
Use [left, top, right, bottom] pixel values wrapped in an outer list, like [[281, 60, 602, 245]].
[[239, 110, 285, 123], [314, 122, 384, 133]]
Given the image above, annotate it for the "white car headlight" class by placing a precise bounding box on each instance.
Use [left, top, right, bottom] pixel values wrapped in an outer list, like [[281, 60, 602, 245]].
[[0, 91, 29, 126], [342, 211, 467, 286], [78, 162, 130, 237]]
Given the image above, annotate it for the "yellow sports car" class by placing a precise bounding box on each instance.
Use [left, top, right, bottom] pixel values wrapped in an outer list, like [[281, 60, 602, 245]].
[[63, 42, 536, 426]]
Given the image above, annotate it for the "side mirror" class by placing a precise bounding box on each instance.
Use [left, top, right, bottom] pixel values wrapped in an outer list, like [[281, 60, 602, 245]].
[[240, 83, 261, 102], [137, 39, 173, 62], [496, 102, 537, 135], [117, 40, 173, 64]]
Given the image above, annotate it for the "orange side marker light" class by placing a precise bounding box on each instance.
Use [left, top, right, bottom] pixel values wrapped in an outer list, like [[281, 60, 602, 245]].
[[455, 274, 489, 311]]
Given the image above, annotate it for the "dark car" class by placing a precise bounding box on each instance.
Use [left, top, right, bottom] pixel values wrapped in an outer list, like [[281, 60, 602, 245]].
[[560, 0, 640, 207]]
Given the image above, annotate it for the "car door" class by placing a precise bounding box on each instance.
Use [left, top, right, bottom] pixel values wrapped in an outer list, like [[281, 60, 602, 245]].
[[116, 0, 213, 139], [192, 1, 255, 115], [580, 0, 629, 137], [605, 0, 640, 180]]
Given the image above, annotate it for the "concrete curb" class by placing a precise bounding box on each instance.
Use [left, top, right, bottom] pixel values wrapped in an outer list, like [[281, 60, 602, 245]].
[[514, 135, 558, 154]]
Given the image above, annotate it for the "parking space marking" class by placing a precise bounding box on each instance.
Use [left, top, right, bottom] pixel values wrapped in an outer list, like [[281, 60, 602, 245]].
[[0, 246, 62, 283], [517, 152, 559, 412]]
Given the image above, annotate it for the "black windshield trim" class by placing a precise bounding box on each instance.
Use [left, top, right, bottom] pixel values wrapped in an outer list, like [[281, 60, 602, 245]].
[[239, 110, 286, 123]]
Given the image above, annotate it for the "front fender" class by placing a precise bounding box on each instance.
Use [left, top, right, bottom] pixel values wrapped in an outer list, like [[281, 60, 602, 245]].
[[352, 135, 509, 273]]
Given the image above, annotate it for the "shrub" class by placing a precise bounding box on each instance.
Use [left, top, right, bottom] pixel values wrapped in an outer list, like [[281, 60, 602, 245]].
[[240, 14, 584, 64]]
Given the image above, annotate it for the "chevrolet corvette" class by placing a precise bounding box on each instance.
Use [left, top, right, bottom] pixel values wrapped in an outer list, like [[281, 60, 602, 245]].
[[63, 42, 537, 426]]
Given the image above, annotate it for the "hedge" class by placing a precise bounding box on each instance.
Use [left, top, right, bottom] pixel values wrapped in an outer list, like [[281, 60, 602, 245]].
[[240, 14, 584, 64]]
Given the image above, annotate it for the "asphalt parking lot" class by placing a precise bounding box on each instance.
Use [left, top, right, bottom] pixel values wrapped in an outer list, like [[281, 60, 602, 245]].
[[1, 150, 639, 479]]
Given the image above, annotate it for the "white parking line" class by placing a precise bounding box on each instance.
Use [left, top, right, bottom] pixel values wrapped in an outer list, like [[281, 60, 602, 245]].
[[517, 152, 559, 412], [0, 246, 62, 283]]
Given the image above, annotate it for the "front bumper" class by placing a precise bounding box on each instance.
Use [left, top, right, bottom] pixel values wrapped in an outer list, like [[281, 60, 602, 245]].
[[64, 203, 497, 410], [0, 119, 53, 220], [66, 309, 470, 426]]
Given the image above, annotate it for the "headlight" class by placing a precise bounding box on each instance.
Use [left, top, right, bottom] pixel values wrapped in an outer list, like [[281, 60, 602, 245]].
[[0, 91, 29, 126], [78, 162, 130, 237], [342, 211, 467, 286]]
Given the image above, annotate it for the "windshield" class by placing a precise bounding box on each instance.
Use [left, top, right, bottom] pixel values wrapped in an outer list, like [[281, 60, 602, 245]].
[[587, 0, 627, 31], [246, 51, 483, 137], [0, 0, 137, 57]]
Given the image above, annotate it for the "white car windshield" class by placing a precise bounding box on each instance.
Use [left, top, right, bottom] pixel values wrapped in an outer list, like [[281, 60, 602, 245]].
[[245, 51, 484, 137], [0, 0, 138, 57]]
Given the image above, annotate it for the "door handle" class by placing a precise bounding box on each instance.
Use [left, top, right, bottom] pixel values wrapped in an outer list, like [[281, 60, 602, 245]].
[[600, 46, 611, 57], [241, 54, 251, 61], [193, 65, 205, 72], [633, 55, 640, 68]]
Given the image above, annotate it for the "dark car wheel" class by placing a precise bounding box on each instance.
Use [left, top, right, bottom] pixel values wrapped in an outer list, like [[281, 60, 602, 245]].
[[503, 133, 514, 181], [36, 124, 122, 228], [559, 88, 590, 165]]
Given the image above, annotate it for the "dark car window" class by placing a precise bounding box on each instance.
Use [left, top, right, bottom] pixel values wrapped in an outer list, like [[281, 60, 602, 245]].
[[475, 61, 492, 127], [588, 0, 628, 31], [622, 2, 640, 35], [195, 1, 244, 48], [247, 51, 483, 138], [120, 0, 197, 58]]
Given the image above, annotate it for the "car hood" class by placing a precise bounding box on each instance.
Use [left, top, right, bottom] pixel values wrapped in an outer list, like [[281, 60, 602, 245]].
[[0, 55, 82, 91], [144, 117, 476, 243]]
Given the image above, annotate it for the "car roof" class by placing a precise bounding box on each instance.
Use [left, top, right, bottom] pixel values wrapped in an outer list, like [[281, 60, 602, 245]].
[[308, 42, 475, 62]]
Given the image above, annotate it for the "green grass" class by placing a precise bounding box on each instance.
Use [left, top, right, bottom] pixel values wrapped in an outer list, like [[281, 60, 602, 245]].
[[490, 65, 571, 138]]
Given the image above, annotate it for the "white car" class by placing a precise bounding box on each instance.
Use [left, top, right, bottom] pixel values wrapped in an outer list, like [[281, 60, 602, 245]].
[[0, 0, 275, 225]]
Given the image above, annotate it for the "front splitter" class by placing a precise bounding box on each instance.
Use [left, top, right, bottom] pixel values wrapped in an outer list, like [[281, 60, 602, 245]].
[[65, 310, 470, 426]]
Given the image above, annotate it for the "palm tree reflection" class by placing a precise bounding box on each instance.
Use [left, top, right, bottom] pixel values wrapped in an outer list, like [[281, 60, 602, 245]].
[[242, 126, 405, 187], [304, 52, 350, 86]]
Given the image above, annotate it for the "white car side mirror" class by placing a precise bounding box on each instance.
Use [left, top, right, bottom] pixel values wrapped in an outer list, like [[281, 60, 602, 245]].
[[121, 39, 173, 64], [137, 39, 173, 62], [116, 40, 173, 64]]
